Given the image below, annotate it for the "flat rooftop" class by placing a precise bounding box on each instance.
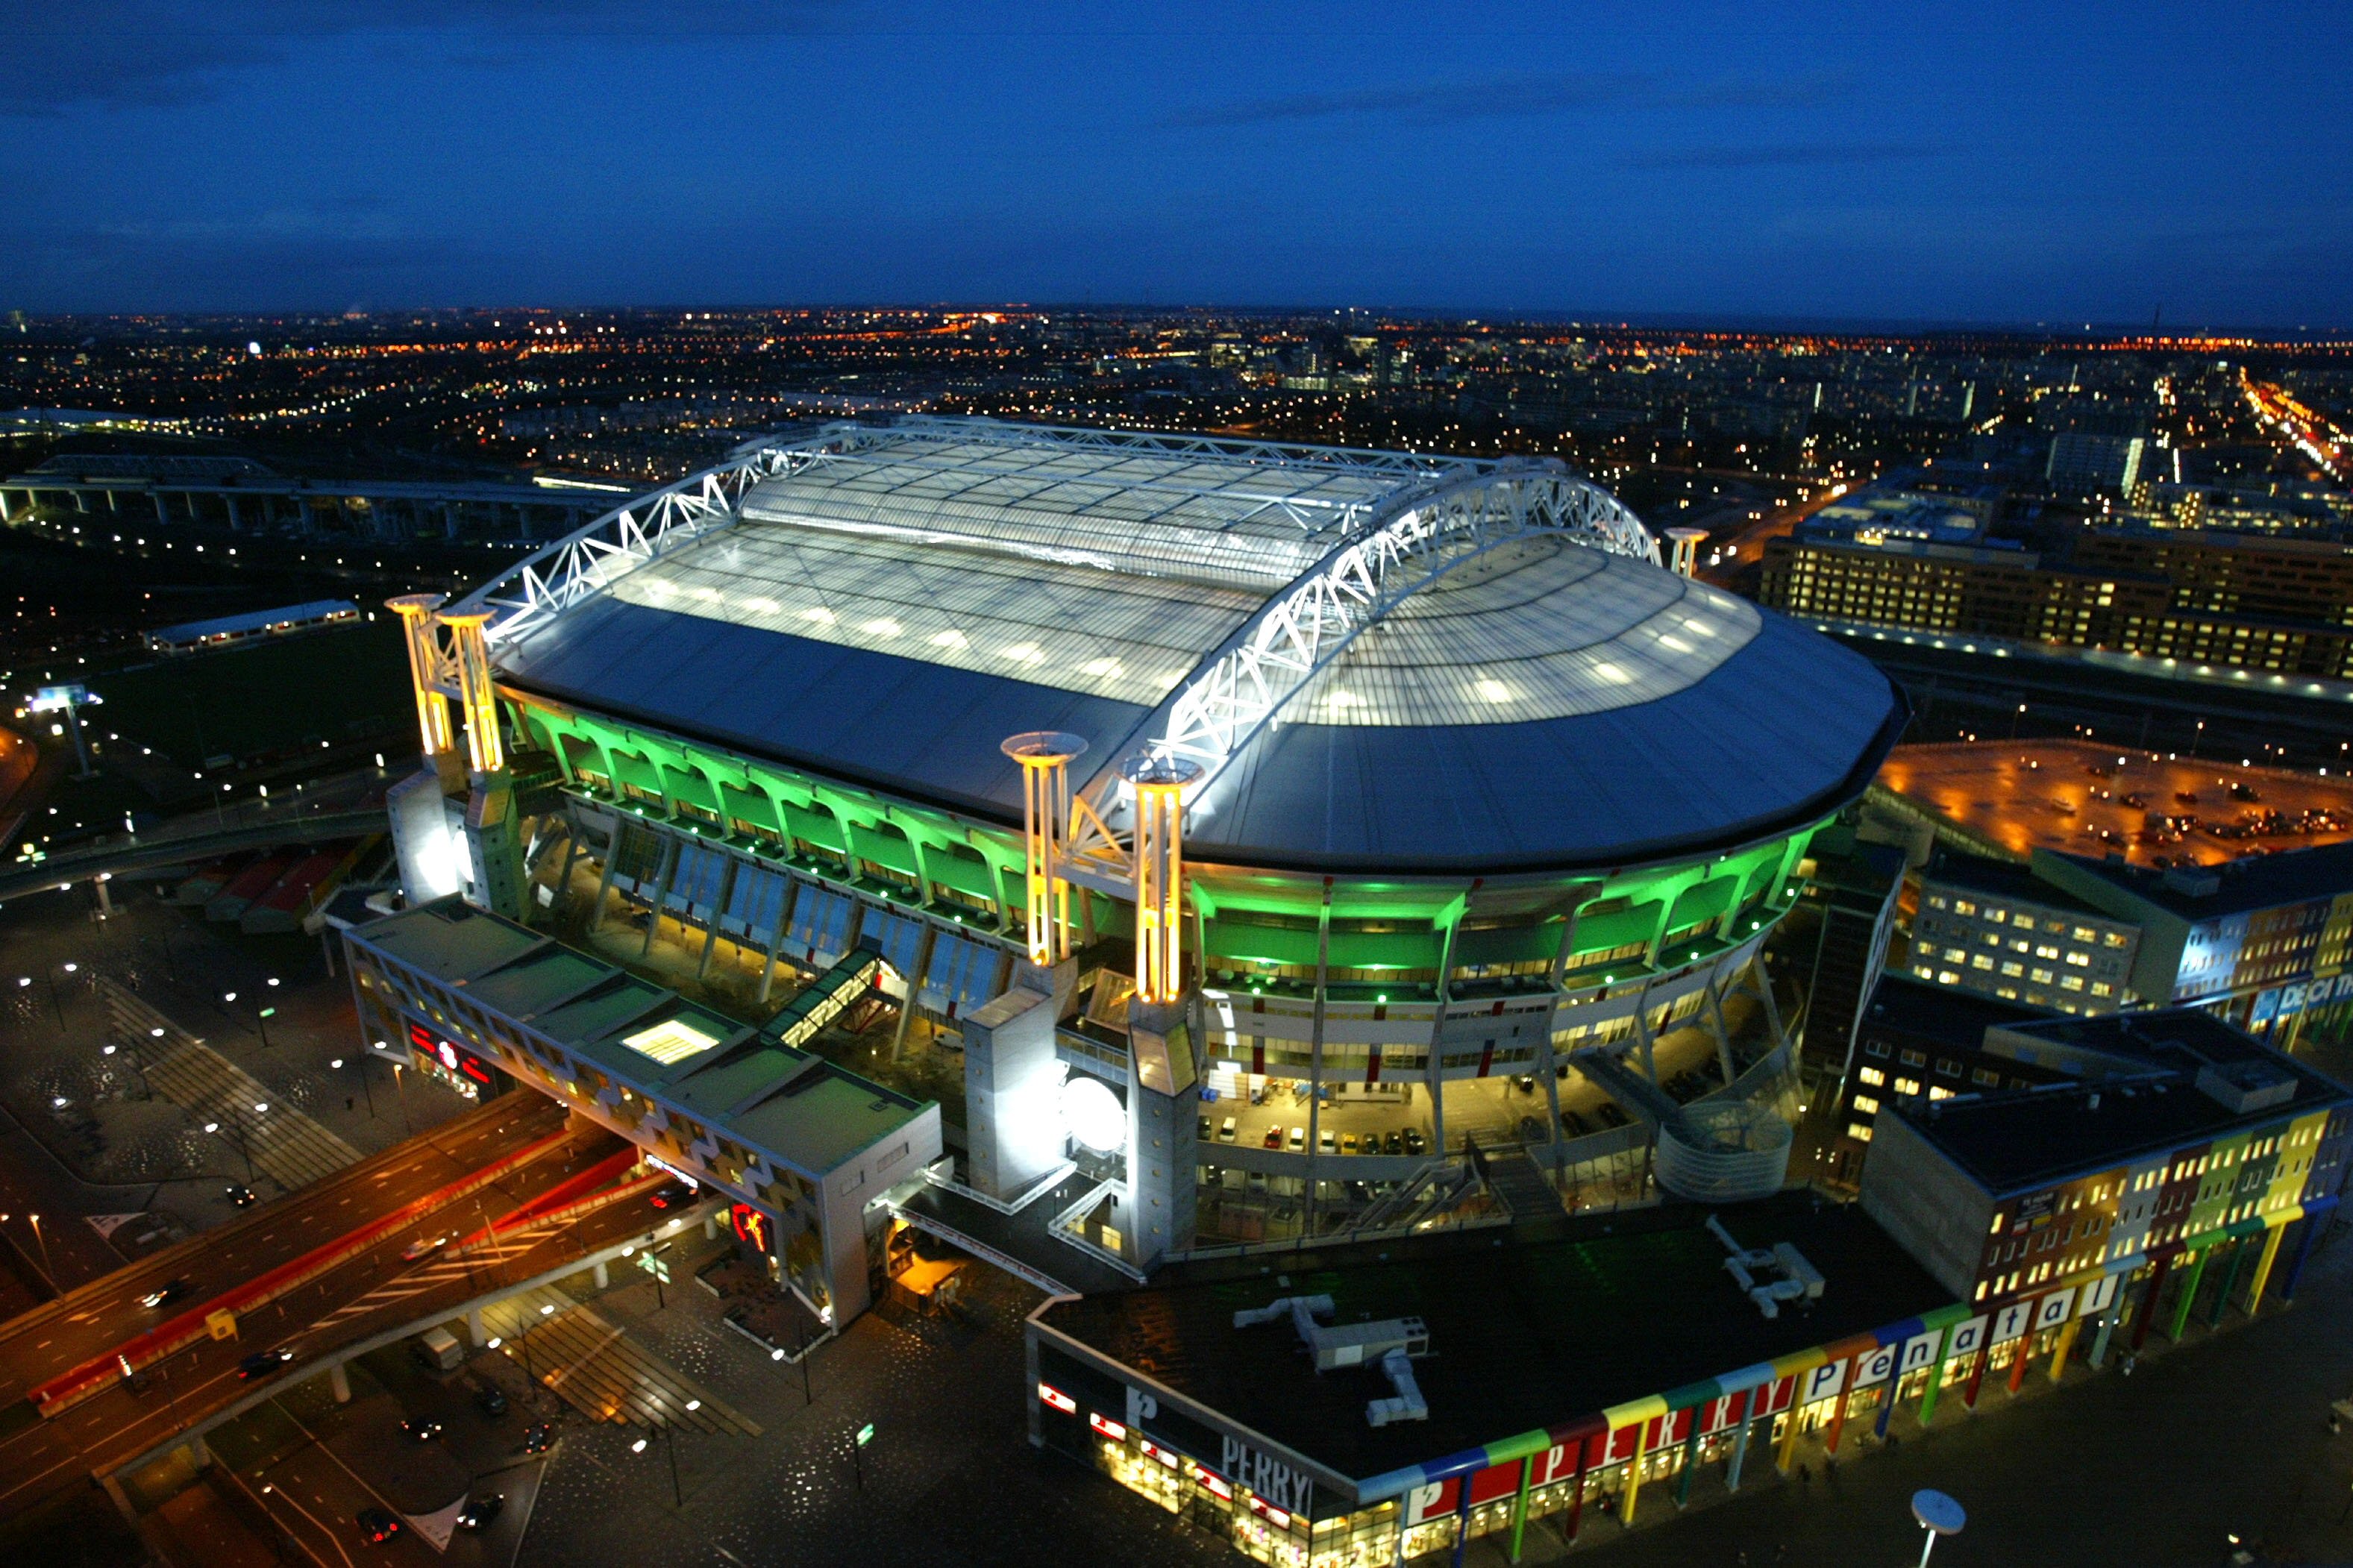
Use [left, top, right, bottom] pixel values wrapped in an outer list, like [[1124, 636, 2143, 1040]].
[[349, 898, 929, 1179], [1875, 739, 2353, 867], [1887, 1009, 2351, 1194], [1917, 850, 2111, 918], [2040, 839, 2353, 921], [1038, 1191, 1950, 1485], [1861, 973, 2059, 1053], [148, 600, 359, 644]]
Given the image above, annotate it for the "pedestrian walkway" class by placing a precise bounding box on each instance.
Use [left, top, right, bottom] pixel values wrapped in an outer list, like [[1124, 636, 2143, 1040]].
[[104, 978, 360, 1191], [486, 1287, 760, 1437]]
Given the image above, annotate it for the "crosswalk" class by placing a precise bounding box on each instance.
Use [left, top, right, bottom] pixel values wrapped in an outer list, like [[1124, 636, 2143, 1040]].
[[301, 1227, 554, 1337], [483, 1288, 759, 1437], [101, 977, 360, 1191]]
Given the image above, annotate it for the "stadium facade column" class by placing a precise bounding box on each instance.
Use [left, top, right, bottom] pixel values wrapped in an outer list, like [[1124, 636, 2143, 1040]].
[[1422, 898, 1456, 1164], [1916, 1323, 1955, 1425], [1127, 991, 1203, 1267], [2087, 1299, 2118, 1367], [1702, 977, 1738, 1089], [385, 594, 469, 907], [1622, 1417, 1649, 1525], [2208, 1237, 2249, 1327], [2130, 1254, 2173, 1352], [2280, 1205, 2330, 1299], [2243, 1222, 2288, 1310], [961, 982, 1064, 1203], [2005, 1296, 2042, 1394], [1824, 1352, 1861, 1451], [1723, 1390, 1755, 1491], [696, 857, 739, 980], [1961, 1339, 1989, 1410], [440, 609, 527, 920], [2046, 1311, 2084, 1382], [756, 878, 802, 1005], [2167, 1249, 2208, 1342], [1506, 1457, 1532, 1561], [1673, 1410, 1702, 1505], [1561, 1441, 1591, 1540], [1306, 879, 1334, 1238]]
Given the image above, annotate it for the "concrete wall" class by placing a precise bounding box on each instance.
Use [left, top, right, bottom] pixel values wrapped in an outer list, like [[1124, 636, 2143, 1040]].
[[1858, 1111, 1993, 1299], [962, 986, 1066, 1202], [818, 1101, 942, 1323]]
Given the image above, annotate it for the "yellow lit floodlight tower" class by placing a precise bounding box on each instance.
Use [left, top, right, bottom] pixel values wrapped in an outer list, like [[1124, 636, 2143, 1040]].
[[385, 594, 454, 758], [1124, 752, 1203, 1006], [1000, 731, 1086, 965], [1664, 526, 1708, 579], [436, 610, 505, 777]]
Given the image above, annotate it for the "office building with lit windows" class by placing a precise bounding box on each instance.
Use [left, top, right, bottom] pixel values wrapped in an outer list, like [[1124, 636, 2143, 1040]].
[[1910, 853, 2141, 1014], [2035, 841, 2353, 1040], [1824, 974, 2064, 1176], [1758, 524, 2353, 681], [1861, 1006, 2350, 1347], [370, 415, 1903, 1301]]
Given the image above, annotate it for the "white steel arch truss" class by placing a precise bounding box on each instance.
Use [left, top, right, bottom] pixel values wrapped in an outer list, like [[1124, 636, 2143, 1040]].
[[448, 438, 836, 650], [1143, 462, 1655, 779]]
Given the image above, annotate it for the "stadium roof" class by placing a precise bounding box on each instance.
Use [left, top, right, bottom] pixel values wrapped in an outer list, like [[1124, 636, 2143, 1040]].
[[471, 418, 1905, 874]]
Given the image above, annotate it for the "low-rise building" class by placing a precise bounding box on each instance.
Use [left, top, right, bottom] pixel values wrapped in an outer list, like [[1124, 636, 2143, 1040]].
[[1828, 975, 2066, 1178], [343, 895, 943, 1326], [2036, 841, 2353, 1040], [1029, 1194, 1959, 1567], [1758, 526, 2353, 680], [1861, 1007, 2350, 1346], [1909, 853, 2141, 1014]]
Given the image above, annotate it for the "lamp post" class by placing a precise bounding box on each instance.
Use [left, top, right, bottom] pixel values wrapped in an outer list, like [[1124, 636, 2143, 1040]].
[[25, 1213, 56, 1285], [205, 1118, 256, 1183], [25, 960, 82, 1035], [1911, 1489, 1965, 1567]]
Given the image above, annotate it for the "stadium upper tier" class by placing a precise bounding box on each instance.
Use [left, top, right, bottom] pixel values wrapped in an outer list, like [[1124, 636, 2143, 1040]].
[[469, 418, 1905, 874]]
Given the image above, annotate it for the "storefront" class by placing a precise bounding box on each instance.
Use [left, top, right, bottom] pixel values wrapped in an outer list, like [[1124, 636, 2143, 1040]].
[[401, 1019, 510, 1101], [1027, 1194, 1996, 1567], [1023, 1173, 2339, 1568]]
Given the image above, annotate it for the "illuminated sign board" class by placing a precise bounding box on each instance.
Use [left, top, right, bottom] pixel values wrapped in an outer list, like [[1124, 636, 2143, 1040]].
[[28, 684, 89, 714], [407, 1022, 498, 1089], [730, 1202, 774, 1255]]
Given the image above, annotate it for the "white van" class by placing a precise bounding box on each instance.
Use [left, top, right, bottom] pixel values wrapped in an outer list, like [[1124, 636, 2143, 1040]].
[[413, 1326, 463, 1371]]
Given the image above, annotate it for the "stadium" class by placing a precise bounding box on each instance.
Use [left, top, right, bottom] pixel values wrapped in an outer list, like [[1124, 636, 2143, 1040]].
[[356, 416, 1905, 1312]]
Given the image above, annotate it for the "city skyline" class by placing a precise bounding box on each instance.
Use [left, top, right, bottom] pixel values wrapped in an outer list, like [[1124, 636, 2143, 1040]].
[[7, 0, 2351, 326]]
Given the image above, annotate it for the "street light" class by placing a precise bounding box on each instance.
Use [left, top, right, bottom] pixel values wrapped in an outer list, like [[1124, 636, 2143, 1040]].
[[25, 1213, 54, 1285], [1911, 1489, 1965, 1567]]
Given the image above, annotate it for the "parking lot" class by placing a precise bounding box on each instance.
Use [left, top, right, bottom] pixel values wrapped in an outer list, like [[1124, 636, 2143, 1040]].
[[1197, 997, 1761, 1161]]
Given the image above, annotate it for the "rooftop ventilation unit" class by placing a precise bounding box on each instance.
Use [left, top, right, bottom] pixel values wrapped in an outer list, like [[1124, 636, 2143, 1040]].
[[1706, 1214, 1826, 1320], [1234, 1295, 1431, 1426], [2161, 865, 2221, 897], [2195, 1059, 2297, 1115]]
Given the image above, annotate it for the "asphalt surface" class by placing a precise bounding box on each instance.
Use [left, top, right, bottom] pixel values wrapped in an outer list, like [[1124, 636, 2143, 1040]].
[[0, 1092, 563, 1410], [0, 1094, 652, 1522]]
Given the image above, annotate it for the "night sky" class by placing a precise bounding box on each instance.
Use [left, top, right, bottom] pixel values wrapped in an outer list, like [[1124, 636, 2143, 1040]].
[[7, 1, 2349, 325]]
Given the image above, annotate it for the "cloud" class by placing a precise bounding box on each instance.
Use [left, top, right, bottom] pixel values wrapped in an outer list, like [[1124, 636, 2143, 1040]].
[[1624, 142, 1945, 170], [1156, 71, 1641, 130], [0, 0, 853, 115], [1154, 68, 1861, 132]]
